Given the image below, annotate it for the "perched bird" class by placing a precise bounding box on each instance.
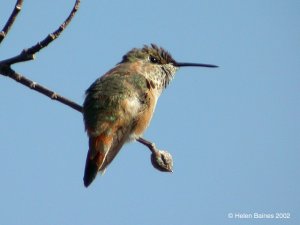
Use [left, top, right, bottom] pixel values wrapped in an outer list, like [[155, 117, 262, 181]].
[[83, 44, 217, 187]]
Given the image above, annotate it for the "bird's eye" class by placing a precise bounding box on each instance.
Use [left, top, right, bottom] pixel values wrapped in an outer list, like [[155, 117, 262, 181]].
[[149, 56, 159, 64]]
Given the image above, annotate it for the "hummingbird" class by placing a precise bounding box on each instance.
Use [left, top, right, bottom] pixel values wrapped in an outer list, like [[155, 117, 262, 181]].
[[83, 44, 217, 187]]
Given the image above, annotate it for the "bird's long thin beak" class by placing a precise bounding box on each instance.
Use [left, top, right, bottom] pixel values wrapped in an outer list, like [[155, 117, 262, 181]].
[[176, 62, 218, 68]]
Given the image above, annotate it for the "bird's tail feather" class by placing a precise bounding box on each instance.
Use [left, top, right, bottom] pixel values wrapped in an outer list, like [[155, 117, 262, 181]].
[[83, 151, 99, 187]]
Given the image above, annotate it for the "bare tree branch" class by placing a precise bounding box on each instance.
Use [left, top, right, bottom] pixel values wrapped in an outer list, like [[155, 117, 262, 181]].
[[23, 0, 81, 61], [0, 0, 23, 44], [0, 0, 80, 65], [0, 0, 82, 111], [1, 66, 83, 113]]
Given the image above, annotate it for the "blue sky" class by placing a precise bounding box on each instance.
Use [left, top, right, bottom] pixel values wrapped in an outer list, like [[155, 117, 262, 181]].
[[0, 1, 299, 225]]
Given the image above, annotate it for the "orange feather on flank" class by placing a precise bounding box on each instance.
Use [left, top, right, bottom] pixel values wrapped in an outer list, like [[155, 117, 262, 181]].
[[133, 88, 157, 137], [95, 134, 113, 149]]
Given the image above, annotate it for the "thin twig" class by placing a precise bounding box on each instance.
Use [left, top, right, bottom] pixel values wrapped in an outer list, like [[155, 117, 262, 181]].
[[0, 0, 23, 44], [1, 66, 83, 113], [137, 137, 157, 154], [25, 0, 80, 58], [0, 0, 80, 66]]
